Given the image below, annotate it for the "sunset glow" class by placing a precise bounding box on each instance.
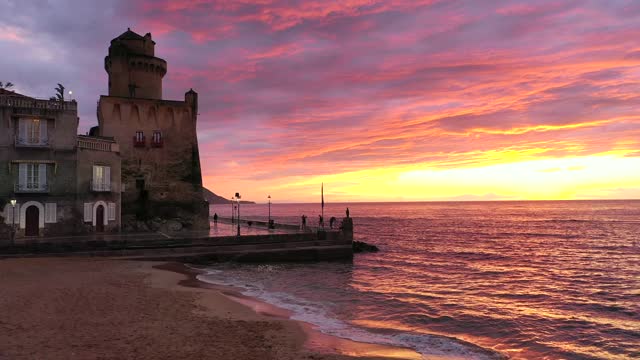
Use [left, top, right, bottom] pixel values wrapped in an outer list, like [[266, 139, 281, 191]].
[[2, 1, 639, 202]]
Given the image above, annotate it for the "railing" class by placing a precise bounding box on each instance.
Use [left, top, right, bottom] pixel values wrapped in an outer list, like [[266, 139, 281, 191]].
[[14, 183, 49, 193], [133, 136, 146, 148], [151, 139, 163, 148], [0, 97, 77, 111], [78, 138, 114, 152], [90, 180, 111, 192], [15, 137, 50, 148]]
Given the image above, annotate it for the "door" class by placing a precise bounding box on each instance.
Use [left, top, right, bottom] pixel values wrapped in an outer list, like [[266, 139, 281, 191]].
[[96, 205, 105, 232], [25, 205, 39, 236]]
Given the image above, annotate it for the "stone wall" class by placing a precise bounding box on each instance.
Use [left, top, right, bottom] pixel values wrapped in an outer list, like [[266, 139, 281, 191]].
[[97, 95, 208, 231]]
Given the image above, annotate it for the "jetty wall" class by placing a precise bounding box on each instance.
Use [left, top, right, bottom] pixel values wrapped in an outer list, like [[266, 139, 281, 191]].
[[0, 219, 354, 263]]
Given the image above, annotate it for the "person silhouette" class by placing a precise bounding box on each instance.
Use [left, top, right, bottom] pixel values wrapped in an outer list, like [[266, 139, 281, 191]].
[[346, 207, 350, 218], [329, 216, 336, 229], [301, 215, 307, 229], [213, 213, 218, 224]]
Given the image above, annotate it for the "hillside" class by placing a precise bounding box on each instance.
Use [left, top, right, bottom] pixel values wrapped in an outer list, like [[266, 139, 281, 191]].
[[203, 188, 255, 204]]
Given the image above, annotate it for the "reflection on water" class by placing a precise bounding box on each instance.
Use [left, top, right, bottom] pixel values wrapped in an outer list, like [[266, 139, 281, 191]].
[[208, 201, 640, 359]]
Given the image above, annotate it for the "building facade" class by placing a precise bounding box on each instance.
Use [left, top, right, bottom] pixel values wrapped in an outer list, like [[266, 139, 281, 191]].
[[0, 90, 121, 239], [97, 29, 209, 231]]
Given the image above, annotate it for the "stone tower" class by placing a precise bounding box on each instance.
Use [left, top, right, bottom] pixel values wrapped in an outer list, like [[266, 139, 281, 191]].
[[97, 28, 209, 232], [105, 28, 166, 100]]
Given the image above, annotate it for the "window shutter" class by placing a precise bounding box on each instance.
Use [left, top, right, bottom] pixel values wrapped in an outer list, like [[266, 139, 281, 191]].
[[40, 119, 48, 143], [19, 163, 27, 187], [45, 203, 57, 223], [38, 163, 47, 188], [14, 204, 20, 225], [3, 204, 11, 224], [92, 165, 98, 190], [84, 203, 93, 222], [105, 166, 111, 190], [18, 119, 27, 142], [108, 202, 116, 221]]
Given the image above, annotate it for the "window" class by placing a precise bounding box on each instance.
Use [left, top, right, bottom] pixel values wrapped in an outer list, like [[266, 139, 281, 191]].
[[108, 203, 116, 221], [28, 119, 40, 143], [27, 164, 39, 189], [45, 203, 57, 223], [16, 163, 47, 192], [151, 130, 163, 147], [133, 131, 145, 147], [92, 165, 111, 192], [17, 118, 48, 146]]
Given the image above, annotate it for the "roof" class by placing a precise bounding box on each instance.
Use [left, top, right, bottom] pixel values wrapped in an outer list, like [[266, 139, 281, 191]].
[[114, 28, 145, 41], [0, 88, 32, 98]]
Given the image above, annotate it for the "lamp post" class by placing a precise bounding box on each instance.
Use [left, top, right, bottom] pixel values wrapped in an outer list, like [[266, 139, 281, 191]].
[[235, 192, 241, 236], [268, 195, 271, 229], [230, 196, 234, 223], [10, 199, 16, 245]]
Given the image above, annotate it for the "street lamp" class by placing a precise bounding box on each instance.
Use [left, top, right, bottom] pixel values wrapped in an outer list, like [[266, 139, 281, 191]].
[[10, 199, 16, 245], [268, 195, 271, 229], [235, 192, 241, 236], [230, 196, 234, 223]]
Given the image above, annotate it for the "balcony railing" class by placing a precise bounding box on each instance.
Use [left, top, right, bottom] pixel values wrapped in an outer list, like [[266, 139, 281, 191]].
[[78, 137, 115, 152], [151, 139, 163, 148], [0, 97, 77, 111], [14, 183, 49, 193], [15, 137, 50, 148], [133, 136, 146, 148], [91, 180, 111, 192]]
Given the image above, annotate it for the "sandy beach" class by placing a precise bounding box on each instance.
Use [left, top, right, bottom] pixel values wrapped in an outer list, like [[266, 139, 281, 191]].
[[0, 258, 420, 360]]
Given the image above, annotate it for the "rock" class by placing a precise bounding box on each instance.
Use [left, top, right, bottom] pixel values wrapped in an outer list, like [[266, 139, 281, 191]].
[[165, 220, 183, 232], [135, 221, 150, 232], [353, 241, 379, 253]]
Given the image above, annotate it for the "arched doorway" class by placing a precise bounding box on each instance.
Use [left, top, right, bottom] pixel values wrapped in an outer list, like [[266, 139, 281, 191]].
[[96, 205, 105, 232], [25, 205, 39, 236]]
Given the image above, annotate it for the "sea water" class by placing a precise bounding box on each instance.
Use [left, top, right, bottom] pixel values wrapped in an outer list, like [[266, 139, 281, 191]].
[[205, 201, 640, 359]]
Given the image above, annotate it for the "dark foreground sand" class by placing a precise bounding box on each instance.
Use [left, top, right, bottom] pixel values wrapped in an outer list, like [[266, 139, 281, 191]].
[[0, 259, 420, 360]]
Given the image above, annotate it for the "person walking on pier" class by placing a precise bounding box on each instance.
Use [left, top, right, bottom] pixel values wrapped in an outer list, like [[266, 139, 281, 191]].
[[301, 215, 307, 229], [346, 207, 350, 218], [213, 213, 218, 224], [329, 216, 336, 229]]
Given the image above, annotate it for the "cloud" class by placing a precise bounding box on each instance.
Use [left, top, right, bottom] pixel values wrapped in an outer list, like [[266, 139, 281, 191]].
[[2, 0, 640, 201]]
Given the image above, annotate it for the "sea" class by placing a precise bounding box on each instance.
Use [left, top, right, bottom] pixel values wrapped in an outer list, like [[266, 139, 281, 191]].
[[207, 201, 640, 360]]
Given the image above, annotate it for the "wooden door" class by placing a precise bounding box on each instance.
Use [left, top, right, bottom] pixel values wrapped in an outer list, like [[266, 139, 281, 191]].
[[25, 206, 39, 236], [96, 205, 105, 232]]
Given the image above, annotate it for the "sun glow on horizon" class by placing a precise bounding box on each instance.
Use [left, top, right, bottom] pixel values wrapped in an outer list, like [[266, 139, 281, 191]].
[[204, 153, 640, 203]]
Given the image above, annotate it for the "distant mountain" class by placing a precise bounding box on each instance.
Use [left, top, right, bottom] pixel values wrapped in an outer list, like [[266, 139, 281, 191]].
[[203, 188, 255, 204]]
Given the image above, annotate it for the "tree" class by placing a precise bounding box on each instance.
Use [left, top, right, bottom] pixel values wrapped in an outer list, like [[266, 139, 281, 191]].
[[0, 82, 14, 89], [55, 83, 65, 102]]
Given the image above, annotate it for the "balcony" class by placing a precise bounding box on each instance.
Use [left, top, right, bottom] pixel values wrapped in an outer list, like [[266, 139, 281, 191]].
[[15, 137, 50, 148], [151, 139, 163, 148], [91, 180, 112, 192], [78, 137, 117, 152], [133, 136, 146, 148], [14, 183, 49, 193]]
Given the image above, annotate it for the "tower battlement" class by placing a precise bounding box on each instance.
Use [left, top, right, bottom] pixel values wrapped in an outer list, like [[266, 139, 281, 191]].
[[105, 28, 166, 100]]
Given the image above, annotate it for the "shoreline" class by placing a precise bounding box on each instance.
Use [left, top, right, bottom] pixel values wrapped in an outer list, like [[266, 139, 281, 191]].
[[153, 262, 423, 360]]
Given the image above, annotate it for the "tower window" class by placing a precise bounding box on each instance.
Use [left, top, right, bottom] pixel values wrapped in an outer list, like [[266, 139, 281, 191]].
[[133, 131, 145, 147], [151, 130, 163, 148]]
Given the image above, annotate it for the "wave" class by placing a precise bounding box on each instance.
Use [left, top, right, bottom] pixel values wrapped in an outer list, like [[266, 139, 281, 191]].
[[197, 270, 505, 360]]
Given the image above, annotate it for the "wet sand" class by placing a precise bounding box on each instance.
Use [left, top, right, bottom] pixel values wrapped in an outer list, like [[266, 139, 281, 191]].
[[0, 258, 419, 360]]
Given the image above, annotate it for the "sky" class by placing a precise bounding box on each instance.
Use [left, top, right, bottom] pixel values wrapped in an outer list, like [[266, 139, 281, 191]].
[[1, 0, 640, 203]]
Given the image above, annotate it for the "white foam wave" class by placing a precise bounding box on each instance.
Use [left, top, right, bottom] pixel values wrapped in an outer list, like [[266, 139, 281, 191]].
[[197, 271, 501, 360]]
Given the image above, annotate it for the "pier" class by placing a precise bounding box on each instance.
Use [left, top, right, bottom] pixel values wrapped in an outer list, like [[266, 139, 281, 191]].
[[0, 217, 354, 263]]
